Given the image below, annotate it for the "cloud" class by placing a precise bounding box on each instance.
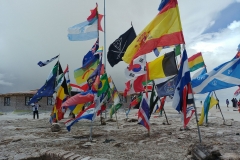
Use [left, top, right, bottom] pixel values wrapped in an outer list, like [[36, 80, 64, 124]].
[[0, 73, 12, 86], [228, 20, 240, 30]]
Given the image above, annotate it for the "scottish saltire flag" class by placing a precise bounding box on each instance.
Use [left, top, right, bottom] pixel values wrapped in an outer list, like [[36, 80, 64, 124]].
[[138, 95, 150, 131], [65, 103, 96, 131], [125, 55, 146, 80], [192, 57, 240, 94], [82, 39, 99, 68], [67, 5, 103, 41], [37, 55, 59, 67], [172, 49, 191, 112], [192, 66, 207, 79]]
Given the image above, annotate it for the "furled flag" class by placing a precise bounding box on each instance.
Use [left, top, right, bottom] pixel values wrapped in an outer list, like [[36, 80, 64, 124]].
[[62, 90, 94, 108], [65, 103, 96, 131], [156, 75, 178, 97], [198, 92, 218, 125], [65, 65, 72, 94], [82, 39, 99, 68], [138, 95, 150, 131], [192, 57, 240, 94], [74, 58, 99, 85], [109, 103, 122, 118], [234, 86, 240, 97], [122, 0, 185, 64], [182, 83, 195, 128], [107, 26, 137, 67], [29, 61, 58, 104], [156, 96, 166, 113], [125, 55, 146, 80], [188, 52, 205, 72], [172, 49, 191, 112], [67, 4, 103, 41], [37, 54, 59, 67], [147, 51, 178, 80]]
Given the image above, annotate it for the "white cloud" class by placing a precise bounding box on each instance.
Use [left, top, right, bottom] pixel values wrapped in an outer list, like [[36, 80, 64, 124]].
[[228, 20, 240, 30]]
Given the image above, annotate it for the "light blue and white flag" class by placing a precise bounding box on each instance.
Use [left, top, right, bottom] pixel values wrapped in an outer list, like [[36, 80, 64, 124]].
[[192, 57, 240, 94], [192, 66, 207, 79], [172, 49, 191, 112], [67, 17, 98, 41], [37, 54, 59, 67]]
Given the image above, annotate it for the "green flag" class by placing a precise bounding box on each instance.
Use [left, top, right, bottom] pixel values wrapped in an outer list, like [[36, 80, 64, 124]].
[[97, 73, 110, 96], [174, 45, 181, 56], [109, 103, 122, 118]]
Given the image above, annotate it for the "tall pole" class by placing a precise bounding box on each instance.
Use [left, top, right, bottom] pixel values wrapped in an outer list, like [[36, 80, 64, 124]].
[[104, 0, 107, 71]]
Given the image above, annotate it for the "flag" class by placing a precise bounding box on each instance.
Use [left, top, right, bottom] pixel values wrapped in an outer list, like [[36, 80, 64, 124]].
[[52, 85, 66, 121], [130, 95, 142, 108], [154, 104, 159, 113], [156, 75, 178, 97], [65, 65, 72, 94], [125, 55, 146, 80], [29, 62, 58, 104], [65, 103, 96, 131], [37, 54, 59, 67], [123, 74, 146, 96], [192, 57, 240, 94], [82, 39, 99, 68], [188, 52, 205, 72], [107, 26, 137, 67], [74, 59, 99, 85], [192, 66, 207, 79], [109, 103, 122, 118], [174, 45, 181, 56], [234, 86, 240, 96], [97, 73, 109, 96], [122, 0, 185, 64], [156, 96, 166, 113], [147, 51, 178, 80], [138, 95, 150, 131], [182, 83, 195, 128], [97, 104, 107, 116], [172, 49, 191, 112], [67, 5, 103, 41], [68, 103, 84, 115], [198, 92, 218, 125], [62, 90, 94, 108]]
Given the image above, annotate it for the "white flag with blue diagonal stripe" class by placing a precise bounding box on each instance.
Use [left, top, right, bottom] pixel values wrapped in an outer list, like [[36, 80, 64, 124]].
[[192, 57, 240, 94], [37, 55, 59, 67]]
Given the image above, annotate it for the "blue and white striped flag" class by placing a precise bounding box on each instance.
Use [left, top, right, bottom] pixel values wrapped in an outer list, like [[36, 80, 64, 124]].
[[37, 55, 59, 67], [172, 49, 191, 112], [192, 57, 240, 94]]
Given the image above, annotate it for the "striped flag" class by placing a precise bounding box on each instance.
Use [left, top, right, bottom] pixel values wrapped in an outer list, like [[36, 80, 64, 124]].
[[172, 49, 191, 112], [138, 95, 150, 131], [234, 86, 240, 96], [37, 54, 59, 67], [188, 52, 205, 72]]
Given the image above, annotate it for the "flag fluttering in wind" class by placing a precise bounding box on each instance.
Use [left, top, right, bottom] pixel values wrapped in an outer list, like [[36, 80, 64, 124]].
[[122, 0, 185, 64], [192, 67, 207, 80], [192, 57, 240, 94], [138, 95, 150, 131], [97, 73, 109, 96], [107, 26, 136, 67], [147, 51, 178, 80], [156, 75, 177, 97], [198, 92, 218, 125], [188, 52, 205, 72], [67, 4, 103, 41], [109, 103, 122, 118], [65, 103, 96, 131], [37, 55, 59, 67], [125, 55, 146, 80], [29, 62, 59, 104], [172, 49, 191, 112], [82, 39, 99, 68], [123, 74, 146, 96]]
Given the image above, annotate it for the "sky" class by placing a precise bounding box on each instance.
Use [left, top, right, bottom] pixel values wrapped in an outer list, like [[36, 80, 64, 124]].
[[0, 0, 240, 103]]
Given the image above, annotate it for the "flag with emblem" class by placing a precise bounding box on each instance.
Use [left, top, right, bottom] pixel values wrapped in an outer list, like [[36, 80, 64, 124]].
[[125, 55, 146, 80]]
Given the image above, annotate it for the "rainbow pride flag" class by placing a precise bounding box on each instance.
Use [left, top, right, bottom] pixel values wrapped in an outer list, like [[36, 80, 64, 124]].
[[188, 52, 205, 72]]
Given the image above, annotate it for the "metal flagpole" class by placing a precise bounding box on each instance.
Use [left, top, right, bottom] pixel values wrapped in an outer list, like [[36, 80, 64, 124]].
[[89, 120, 93, 141], [104, 0, 107, 71]]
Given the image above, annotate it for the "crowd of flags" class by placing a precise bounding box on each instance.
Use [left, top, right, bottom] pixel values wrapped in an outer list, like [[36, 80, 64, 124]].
[[30, 0, 240, 135]]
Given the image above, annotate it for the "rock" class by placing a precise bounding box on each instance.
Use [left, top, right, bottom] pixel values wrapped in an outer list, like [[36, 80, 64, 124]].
[[113, 142, 123, 147], [51, 123, 61, 132], [127, 118, 138, 122], [11, 138, 21, 142], [220, 153, 240, 160], [236, 133, 239, 135]]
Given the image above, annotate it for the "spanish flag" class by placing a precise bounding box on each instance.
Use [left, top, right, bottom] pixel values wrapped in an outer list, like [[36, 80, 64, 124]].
[[122, 0, 185, 64], [188, 52, 205, 72]]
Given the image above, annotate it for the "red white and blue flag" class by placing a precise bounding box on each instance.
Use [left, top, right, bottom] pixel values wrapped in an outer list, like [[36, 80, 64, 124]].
[[138, 95, 150, 131], [65, 103, 96, 131]]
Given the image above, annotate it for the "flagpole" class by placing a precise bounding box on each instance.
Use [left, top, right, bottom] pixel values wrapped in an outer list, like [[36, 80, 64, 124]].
[[104, 0, 107, 71], [114, 105, 119, 129], [89, 120, 93, 141]]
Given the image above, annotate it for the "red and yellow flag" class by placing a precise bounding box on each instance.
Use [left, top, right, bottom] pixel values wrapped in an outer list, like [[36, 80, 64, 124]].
[[122, 0, 185, 64]]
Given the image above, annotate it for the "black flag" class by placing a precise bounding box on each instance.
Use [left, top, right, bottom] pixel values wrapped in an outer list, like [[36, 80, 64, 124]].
[[107, 26, 136, 67]]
